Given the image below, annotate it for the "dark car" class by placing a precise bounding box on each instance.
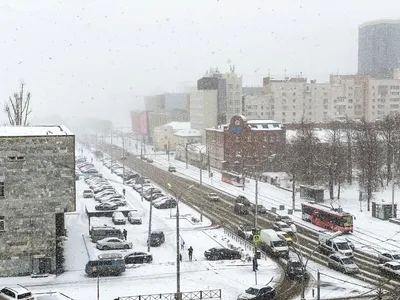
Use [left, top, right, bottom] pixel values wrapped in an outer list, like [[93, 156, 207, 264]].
[[235, 195, 251, 207], [286, 256, 307, 280], [124, 251, 153, 264], [146, 158, 154, 163], [237, 285, 276, 300], [168, 166, 177, 172], [234, 203, 249, 215], [204, 247, 241, 260], [154, 199, 177, 209], [250, 204, 267, 214], [145, 193, 164, 201], [148, 231, 165, 247], [95, 202, 119, 211]]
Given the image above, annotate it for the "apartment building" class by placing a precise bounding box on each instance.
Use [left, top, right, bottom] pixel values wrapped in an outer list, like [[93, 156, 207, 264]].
[[189, 88, 218, 140]]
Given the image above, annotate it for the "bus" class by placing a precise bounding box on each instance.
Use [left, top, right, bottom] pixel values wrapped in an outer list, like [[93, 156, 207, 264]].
[[301, 202, 353, 233], [221, 171, 244, 187]]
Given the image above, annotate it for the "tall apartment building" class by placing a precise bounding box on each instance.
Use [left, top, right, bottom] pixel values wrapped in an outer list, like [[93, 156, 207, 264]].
[[359, 19, 400, 79], [243, 87, 271, 119], [199, 67, 243, 124], [189, 87, 218, 140], [261, 74, 400, 124]]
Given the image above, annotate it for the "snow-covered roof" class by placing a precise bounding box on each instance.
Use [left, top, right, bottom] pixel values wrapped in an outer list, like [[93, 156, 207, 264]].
[[0, 125, 73, 137], [359, 19, 400, 29], [164, 122, 191, 130], [174, 129, 202, 137], [247, 120, 283, 130]]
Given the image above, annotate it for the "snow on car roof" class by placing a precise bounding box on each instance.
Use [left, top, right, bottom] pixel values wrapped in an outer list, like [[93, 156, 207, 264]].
[[0, 125, 73, 136]]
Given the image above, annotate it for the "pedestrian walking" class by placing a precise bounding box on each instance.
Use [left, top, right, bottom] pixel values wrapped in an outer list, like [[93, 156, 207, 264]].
[[188, 246, 193, 261], [179, 253, 182, 262], [181, 240, 185, 250], [122, 188, 126, 197], [123, 229, 127, 240]]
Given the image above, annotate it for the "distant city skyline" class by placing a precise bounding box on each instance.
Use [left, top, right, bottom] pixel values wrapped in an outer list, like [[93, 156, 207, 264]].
[[2, 1, 400, 127]]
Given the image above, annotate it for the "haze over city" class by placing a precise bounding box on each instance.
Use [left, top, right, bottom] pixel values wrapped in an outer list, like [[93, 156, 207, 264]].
[[1, 0, 400, 127]]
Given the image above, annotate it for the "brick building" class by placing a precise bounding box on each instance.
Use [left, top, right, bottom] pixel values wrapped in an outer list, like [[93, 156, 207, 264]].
[[206, 115, 286, 173], [0, 126, 75, 277]]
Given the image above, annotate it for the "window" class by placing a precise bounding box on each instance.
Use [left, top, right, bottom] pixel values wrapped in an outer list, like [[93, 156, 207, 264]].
[[0, 182, 3, 198], [0, 216, 4, 231]]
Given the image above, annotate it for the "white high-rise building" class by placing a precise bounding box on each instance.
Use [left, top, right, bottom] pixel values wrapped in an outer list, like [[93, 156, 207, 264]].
[[189, 88, 218, 139]]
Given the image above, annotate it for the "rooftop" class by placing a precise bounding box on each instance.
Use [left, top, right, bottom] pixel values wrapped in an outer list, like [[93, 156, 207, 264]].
[[174, 129, 202, 137], [247, 120, 283, 130], [164, 122, 191, 130], [0, 125, 73, 137], [359, 19, 400, 29]]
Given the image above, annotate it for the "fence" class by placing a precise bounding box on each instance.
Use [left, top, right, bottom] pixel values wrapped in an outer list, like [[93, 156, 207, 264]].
[[223, 228, 268, 260], [115, 289, 221, 300]]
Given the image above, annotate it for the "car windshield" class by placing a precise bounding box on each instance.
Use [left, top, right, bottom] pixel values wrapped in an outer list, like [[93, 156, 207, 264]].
[[336, 242, 350, 250], [280, 223, 290, 229], [292, 261, 302, 268], [245, 288, 259, 295], [341, 258, 354, 265], [392, 254, 400, 260], [273, 240, 287, 247], [392, 264, 400, 270]]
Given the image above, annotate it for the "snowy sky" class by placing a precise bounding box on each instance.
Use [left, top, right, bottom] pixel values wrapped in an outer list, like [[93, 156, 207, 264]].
[[1, 0, 400, 126]]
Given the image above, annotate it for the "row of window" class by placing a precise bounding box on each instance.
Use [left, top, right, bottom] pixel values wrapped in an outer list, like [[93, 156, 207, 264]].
[[233, 135, 282, 143]]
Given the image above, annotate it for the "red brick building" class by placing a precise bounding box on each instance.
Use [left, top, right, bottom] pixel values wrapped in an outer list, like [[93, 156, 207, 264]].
[[206, 115, 286, 173]]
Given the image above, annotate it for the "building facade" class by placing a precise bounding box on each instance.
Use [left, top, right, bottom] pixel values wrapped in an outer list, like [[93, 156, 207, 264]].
[[358, 19, 400, 79], [206, 115, 286, 173], [153, 122, 191, 151], [189, 89, 218, 140], [0, 126, 75, 277]]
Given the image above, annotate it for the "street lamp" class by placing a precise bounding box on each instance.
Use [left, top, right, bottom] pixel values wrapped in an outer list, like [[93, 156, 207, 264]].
[[199, 145, 207, 186], [389, 143, 397, 218], [167, 183, 194, 300], [294, 231, 342, 300]]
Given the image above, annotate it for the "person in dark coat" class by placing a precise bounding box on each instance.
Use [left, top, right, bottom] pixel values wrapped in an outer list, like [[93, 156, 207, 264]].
[[188, 246, 193, 261], [179, 253, 182, 262], [123, 229, 127, 240]]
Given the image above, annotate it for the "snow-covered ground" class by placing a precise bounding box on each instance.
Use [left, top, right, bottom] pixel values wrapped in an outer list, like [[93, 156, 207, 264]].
[[0, 144, 383, 300]]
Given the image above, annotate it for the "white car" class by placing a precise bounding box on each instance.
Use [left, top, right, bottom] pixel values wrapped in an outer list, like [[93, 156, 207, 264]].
[[96, 237, 132, 250], [206, 193, 219, 202], [378, 251, 400, 263], [128, 211, 142, 224], [0, 286, 34, 300], [327, 254, 359, 274], [379, 261, 400, 279]]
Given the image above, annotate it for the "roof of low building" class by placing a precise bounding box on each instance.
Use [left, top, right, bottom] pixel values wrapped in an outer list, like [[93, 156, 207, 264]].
[[0, 125, 73, 137], [164, 121, 191, 130], [174, 129, 202, 137]]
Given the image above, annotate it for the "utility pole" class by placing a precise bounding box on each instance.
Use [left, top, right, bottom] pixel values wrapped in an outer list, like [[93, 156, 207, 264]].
[[208, 148, 211, 178], [147, 188, 153, 252], [317, 269, 320, 300], [122, 132, 125, 184], [254, 167, 259, 285], [292, 174, 296, 211], [185, 143, 188, 169], [392, 148, 396, 218], [110, 131, 114, 173]]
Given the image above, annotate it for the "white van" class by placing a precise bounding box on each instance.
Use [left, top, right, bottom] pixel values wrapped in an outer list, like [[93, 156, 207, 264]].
[[260, 229, 289, 258], [319, 232, 353, 257]]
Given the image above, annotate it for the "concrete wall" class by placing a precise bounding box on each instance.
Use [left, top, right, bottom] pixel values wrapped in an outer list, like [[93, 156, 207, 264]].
[[0, 135, 75, 276]]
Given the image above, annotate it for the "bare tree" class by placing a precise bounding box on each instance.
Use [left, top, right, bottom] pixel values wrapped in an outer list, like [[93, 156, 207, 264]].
[[343, 117, 354, 185], [4, 82, 32, 126], [354, 119, 384, 211]]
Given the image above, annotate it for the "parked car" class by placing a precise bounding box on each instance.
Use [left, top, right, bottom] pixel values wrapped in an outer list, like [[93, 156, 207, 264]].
[[95, 202, 119, 211], [96, 237, 132, 250], [378, 251, 400, 263], [237, 285, 276, 300], [98, 194, 123, 202], [0, 286, 34, 300], [85, 256, 126, 277], [146, 158, 154, 163], [125, 252, 153, 264], [206, 193, 220, 202], [327, 254, 359, 274], [234, 203, 249, 215], [250, 204, 267, 214], [83, 189, 94, 198], [278, 215, 294, 225], [153, 198, 177, 209], [104, 199, 127, 207], [204, 247, 241, 260], [168, 166, 177, 172], [145, 193, 165, 201], [112, 211, 126, 225], [128, 211, 142, 224], [235, 195, 251, 207], [148, 231, 165, 246], [90, 226, 124, 242]]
